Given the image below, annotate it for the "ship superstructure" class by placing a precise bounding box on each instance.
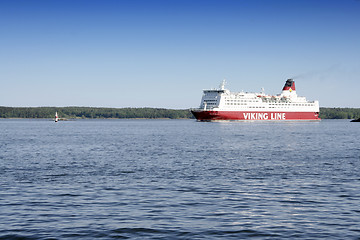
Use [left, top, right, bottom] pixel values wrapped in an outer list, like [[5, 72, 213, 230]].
[[191, 79, 320, 121]]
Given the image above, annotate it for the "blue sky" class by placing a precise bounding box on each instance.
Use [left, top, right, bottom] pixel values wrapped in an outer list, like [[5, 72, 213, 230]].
[[1, 0, 359, 108]]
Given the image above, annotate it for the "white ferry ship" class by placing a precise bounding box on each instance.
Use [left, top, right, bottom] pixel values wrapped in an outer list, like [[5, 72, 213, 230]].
[[191, 79, 320, 121]]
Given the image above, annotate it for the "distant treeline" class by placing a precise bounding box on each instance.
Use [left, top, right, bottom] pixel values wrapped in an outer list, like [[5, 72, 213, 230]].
[[319, 108, 360, 119], [0, 107, 194, 119], [0, 106, 359, 119]]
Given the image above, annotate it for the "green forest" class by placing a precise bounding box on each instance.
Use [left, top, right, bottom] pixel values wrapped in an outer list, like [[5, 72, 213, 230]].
[[0, 106, 193, 119], [0, 106, 359, 120], [319, 108, 360, 119]]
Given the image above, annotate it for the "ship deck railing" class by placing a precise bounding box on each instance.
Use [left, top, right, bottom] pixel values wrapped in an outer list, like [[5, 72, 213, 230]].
[[190, 107, 217, 111]]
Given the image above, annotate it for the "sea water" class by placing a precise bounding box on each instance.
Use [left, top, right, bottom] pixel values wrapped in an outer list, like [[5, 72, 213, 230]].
[[0, 119, 359, 239]]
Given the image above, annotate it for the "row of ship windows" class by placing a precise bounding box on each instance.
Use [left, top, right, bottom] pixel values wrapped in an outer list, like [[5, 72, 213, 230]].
[[269, 103, 314, 106], [205, 105, 315, 109], [225, 102, 314, 106], [224, 105, 267, 108], [210, 98, 314, 106], [226, 103, 247, 105], [226, 100, 258, 102], [206, 101, 314, 107], [224, 105, 312, 109]]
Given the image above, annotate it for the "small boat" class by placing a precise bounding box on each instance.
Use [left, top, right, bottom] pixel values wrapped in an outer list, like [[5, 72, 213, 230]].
[[55, 112, 59, 122]]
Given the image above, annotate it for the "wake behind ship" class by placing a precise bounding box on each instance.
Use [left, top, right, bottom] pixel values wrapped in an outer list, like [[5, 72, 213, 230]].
[[191, 79, 320, 121]]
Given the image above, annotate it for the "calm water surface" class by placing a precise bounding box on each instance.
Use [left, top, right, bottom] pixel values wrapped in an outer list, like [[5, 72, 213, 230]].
[[0, 119, 359, 239]]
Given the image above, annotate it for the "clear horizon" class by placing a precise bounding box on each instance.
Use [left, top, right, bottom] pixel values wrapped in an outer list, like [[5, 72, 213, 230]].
[[1, 0, 359, 108]]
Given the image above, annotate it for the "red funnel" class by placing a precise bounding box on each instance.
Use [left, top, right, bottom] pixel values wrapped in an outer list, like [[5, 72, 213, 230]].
[[283, 79, 295, 91]]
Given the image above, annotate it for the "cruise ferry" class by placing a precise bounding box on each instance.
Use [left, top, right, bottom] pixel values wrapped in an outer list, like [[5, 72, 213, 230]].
[[191, 79, 320, 121]]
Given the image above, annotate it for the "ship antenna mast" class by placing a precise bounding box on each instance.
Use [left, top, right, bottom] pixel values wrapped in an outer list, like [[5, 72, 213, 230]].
[[220, 79, 226, 90]]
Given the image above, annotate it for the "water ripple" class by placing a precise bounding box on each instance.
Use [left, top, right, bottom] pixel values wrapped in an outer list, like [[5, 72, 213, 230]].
[[0, 119, 359, 239]]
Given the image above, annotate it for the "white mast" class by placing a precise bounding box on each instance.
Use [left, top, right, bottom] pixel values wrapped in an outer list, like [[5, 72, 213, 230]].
[[219, 79, 226, 90]]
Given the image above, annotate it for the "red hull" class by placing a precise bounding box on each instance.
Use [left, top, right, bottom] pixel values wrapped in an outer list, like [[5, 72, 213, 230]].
[[191, 110, 320, 121]]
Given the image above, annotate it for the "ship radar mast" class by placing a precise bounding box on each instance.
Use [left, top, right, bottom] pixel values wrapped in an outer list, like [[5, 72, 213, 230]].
[[219, 79, 226, 90]]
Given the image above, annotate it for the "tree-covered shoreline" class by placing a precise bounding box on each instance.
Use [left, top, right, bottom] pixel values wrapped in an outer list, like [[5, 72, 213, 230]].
[[0, 106, 359, 120], [319, 108, 360, 119], [0, 106, 194, 119]]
